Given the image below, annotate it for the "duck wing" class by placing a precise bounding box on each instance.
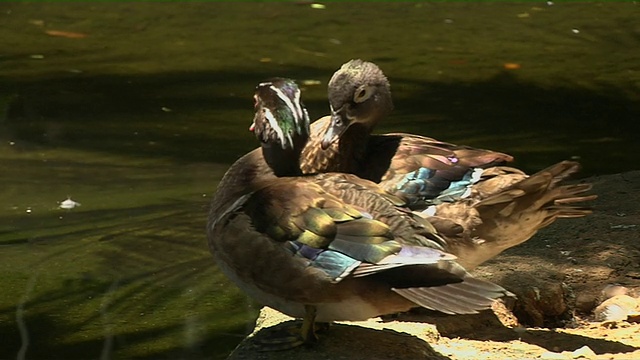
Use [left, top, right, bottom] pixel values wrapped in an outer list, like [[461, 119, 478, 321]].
[[365, 133, 513, 206], [429, 161, 596, 270], [210, 175, 512, 313]]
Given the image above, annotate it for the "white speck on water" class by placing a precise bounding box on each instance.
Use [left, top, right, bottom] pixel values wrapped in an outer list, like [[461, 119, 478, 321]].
[[571, 28, 580, 34], [59, 198, 81, 209]]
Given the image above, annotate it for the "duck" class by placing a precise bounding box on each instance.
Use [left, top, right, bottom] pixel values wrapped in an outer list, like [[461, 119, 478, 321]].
[[300, 59, 514, 207], [207, 78, 512, 349], [299, 59, 596, 270]]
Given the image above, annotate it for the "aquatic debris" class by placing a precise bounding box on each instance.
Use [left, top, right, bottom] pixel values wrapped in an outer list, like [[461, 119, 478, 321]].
[[310, 3, 326, 10], [504, 63, 521, 70], [44, 29, 88, 39], [29, 54, 44, 60], [59, 198, 81, 210], [28, 19, 44, 27], [301, 80, 321, 86]]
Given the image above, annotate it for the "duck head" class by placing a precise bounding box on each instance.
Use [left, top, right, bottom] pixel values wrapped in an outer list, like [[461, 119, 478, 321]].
[[251, 78, 311, 176], [321, 59, 394, 149], [251, 78, 310, 149]]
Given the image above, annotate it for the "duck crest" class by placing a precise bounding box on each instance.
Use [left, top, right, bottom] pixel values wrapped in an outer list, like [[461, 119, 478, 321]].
[[329, 60, 391, 107], [251, 78, 312, 177], [253, 78, 310, 150]]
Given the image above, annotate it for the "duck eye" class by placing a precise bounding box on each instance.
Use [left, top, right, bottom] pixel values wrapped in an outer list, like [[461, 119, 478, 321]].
[[353, 86, 372, 103]]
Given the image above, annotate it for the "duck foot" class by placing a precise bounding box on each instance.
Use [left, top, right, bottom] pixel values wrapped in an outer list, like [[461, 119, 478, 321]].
[[254, 305, 321, 351]]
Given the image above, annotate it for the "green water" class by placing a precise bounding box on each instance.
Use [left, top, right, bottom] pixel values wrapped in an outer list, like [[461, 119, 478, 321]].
[[0, 2, 638, 359]]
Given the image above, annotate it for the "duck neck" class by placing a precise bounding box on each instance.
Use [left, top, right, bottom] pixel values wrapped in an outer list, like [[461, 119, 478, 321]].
[[261, 140, 305, 177], [337, 122, 372, 172]]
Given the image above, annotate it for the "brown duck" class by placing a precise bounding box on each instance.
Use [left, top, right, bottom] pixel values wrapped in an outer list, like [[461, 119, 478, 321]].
[[207, 78, 512, 349], [300, 59, 596, 270]]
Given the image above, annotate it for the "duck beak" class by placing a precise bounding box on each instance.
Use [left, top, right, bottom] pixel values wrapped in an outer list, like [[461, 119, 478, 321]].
[[321, 112, 348, 150]]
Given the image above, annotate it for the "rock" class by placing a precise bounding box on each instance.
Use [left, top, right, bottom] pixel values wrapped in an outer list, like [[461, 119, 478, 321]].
[[571, 345, 597, 359], [539, 345, 597, 360], [540, 351, 570, 359], [574, 293, 597, 314], [503, 275, 572, 327], [594, 295, 639, 322], [601, 284, 630, 299]]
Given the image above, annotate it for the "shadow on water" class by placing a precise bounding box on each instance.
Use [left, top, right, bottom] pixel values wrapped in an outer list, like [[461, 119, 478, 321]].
[[3, 68, 639, 176], [392, 71, 640, 176]]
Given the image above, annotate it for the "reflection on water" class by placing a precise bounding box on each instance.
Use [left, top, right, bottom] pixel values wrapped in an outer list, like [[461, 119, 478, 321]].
[[0, 150, 257, 359], [1, 2, 638, 359]]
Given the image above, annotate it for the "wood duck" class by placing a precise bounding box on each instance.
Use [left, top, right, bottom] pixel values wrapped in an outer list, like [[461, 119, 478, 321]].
[[207, 78, 512, 349], [299, 59, 596, 270]]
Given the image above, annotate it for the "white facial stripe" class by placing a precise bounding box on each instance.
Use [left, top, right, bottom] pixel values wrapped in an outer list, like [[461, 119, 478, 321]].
[[263, 108, 287, 149], [286, 133, 294, 149], [270, 85, 299, 124], [292, 87, 304, 126], [302, 108, 310, 129]]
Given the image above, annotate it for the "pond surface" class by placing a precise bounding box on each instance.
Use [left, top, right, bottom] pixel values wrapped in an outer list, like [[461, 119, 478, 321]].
[[1, 2, 638, 359]]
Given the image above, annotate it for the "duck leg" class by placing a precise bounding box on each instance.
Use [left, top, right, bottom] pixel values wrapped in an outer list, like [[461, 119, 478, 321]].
[[300, 304, 320, 345], [255, 305, 320, 351]]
